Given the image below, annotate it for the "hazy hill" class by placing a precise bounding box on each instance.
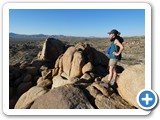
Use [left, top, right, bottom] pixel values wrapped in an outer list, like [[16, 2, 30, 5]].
[[9, 33, 97, 41]]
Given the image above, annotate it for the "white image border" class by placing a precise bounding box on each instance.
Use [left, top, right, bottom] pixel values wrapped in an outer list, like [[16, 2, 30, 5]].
[[3, 2, 151, 115]]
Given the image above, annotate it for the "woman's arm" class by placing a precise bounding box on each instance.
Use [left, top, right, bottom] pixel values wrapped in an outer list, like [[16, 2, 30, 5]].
[[113, 39, 124, 56]]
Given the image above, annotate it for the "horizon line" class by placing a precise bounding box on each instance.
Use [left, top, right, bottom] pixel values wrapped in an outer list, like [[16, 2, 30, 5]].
[[9, 32, 145, 38]]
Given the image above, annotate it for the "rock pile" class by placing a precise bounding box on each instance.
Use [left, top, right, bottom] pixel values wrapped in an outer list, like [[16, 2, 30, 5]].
[[9, 38, 144, 109]]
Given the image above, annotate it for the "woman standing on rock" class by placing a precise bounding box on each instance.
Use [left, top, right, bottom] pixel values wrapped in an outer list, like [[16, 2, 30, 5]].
[[100, 29, 124, 88]]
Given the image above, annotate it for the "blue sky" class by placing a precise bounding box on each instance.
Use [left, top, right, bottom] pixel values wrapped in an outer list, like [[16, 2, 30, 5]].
[[9, 9, 145, 37]]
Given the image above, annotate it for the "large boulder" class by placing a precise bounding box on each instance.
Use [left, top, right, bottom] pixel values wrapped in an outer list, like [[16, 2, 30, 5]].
[[117, 64, 145, 108], [70, 51, 85, 78], [31, 84, 94, 109], [15, 86, 48, 109], [62, 47, 85, 78], [38, 38, 65, 65], [62, 47, 76, 76]]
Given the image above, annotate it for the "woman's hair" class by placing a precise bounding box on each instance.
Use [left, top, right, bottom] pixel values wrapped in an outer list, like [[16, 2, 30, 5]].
[[115, 32, 124, 43]]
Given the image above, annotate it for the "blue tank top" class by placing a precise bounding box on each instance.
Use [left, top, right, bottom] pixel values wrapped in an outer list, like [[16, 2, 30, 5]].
[[109, 39, 120, 59]]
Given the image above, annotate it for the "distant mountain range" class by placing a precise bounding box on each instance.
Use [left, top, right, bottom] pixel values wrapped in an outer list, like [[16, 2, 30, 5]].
[[9, 33, 144, 41], [9, 33, 97, 40], [9, 33, 48, 38]]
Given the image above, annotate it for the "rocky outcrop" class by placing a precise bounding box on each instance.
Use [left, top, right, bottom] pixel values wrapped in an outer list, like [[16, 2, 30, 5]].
[[31, 85, 94, 109], [10, 38, 143, 109], [117, 64, 145, 108]]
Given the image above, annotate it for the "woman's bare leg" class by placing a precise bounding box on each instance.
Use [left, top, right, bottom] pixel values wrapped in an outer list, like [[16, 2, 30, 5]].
[[110, 67, 117, 85], [108, 66, 114, 83]]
